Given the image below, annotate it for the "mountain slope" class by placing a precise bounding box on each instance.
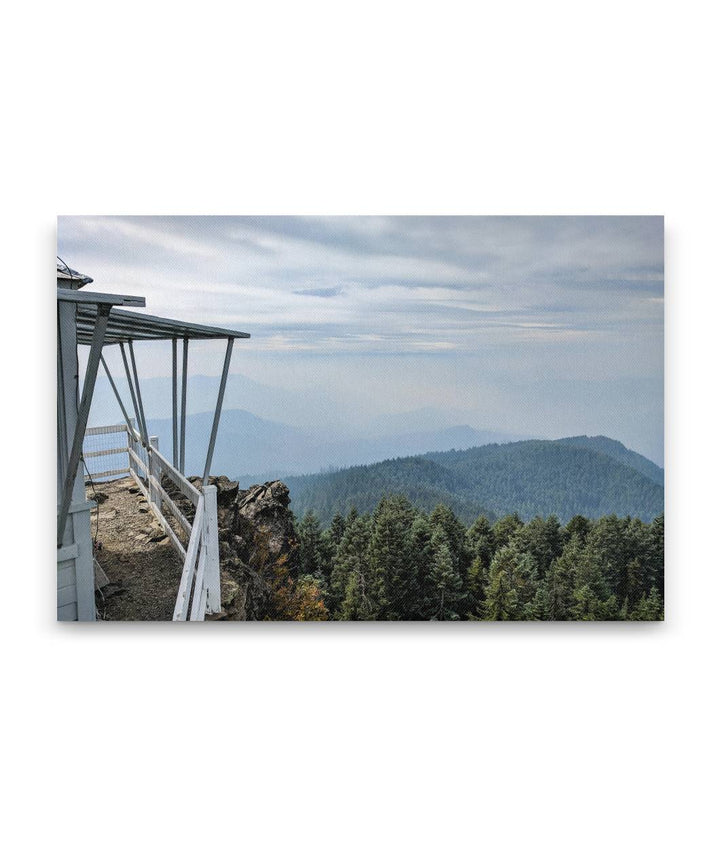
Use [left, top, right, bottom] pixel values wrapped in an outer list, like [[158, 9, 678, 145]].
[[552, 435, 664, 485], [285, 438, 664, 524]]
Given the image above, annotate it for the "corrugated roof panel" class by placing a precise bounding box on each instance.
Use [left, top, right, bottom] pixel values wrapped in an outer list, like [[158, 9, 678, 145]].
[[75, 303, 250, 345]]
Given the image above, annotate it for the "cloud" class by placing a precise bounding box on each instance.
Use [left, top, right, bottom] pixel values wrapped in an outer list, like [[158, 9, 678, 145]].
[[292, 286, 344, 298], [60, 215, 663, 461]]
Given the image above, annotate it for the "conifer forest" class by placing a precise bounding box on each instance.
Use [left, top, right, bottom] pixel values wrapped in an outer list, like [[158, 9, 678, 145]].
[[295, 497, 664, 621]]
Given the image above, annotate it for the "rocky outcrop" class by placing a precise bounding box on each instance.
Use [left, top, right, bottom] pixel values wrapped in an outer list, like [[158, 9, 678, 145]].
[[186, 477, 324, 620]]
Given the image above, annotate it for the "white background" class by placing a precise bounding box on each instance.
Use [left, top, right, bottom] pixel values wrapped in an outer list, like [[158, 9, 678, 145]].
[[2, 2, 718, 854]]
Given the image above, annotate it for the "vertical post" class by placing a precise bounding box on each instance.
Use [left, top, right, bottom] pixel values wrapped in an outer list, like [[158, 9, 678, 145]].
[[149, 436, 161, 509], [202, 483, 221, 614], [171, 338, 178, 469], [127, 418, 137, 478], [128, 340, 149, 448], [180, 337, 188, 474], [202, 337, 234, 485], [120, 342, 145, 447]]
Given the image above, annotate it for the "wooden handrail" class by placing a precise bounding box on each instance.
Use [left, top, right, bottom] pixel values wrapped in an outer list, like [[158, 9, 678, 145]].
[[147, 473, 192, 537], [173, 495, 205, 621]]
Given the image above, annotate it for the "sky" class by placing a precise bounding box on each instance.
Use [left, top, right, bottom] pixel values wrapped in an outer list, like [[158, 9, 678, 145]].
[[58, 215, 664, 464]]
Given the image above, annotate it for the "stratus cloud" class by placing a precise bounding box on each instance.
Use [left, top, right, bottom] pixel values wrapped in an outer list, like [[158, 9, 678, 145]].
[[59, 214, 663, 357]]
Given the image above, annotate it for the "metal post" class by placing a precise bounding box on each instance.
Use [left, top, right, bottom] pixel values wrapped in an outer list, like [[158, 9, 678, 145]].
[[128, 340, 149, 448], [57, 306, 111, 546], [120, 342, 145, 447], [128, 418, 137, 478], [149, 436, 161, 509], [180, 336, 188, 474], [171, 338, 178, 469], [100, 354, 134, 434], [202, 337, 234, 485], [202, 483, 221, 613]]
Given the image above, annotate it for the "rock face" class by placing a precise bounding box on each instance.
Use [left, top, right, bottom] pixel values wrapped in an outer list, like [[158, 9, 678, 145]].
[[188, 477, 323, 620], [235, 481, 299, 565]]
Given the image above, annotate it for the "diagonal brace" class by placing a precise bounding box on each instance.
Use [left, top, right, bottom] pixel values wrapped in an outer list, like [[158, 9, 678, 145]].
[[57, 305, 111, 546], [202, 337, 234, 485], [100, 354, 134, 435]]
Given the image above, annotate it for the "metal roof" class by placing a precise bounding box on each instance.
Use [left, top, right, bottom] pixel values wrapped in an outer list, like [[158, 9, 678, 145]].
[[58, 287, 146, 307], [75, 302, 250, 345], [57, 260, 94, 289]]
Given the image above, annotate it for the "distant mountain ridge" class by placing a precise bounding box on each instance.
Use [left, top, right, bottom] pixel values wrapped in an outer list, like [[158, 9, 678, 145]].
[[283, 436, 664, 525], [145, 409, 523, 480]]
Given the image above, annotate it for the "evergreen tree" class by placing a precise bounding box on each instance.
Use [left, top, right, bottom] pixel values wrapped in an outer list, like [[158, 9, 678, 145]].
[[565, 514, 591, 545], [492, 513, 523, 551], [570, 555, 618, 620], [368, 495, 416, 619], [329, 512, 371, 617], [649, 514, 665, 599], [408, 512, 434, 619], [316, 512, 348, 590], [466, 515, 495, 569], [484, 567, 520, 621], [427, 539, 465, 620], [511, 515, 563, 579], [430, 504, 469, 574], [298, 511, 323, 580], [483, 546, 535, 620], [466, 556, 489, 618], [631, 585, 664, 620], [544, 537, 581, 621]]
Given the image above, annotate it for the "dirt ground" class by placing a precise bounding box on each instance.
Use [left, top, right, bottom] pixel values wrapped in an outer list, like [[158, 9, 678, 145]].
[[88, 477, 184, 621]]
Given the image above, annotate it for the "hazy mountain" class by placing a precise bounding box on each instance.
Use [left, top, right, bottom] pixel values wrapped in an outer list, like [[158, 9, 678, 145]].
[[89, 373, 526, 449], [89, 372, 327, 426], [283, 437, 664, 524], [144, 409, 521, 480]]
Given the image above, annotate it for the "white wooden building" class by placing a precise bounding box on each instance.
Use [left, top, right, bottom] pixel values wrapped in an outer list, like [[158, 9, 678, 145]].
[[56, 261, 249, 621]]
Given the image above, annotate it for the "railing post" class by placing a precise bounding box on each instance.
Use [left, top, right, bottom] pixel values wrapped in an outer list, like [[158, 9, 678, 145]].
[[202, 483, 221, 614], [127, 418, 137, 478], [149, 436, 161, 508]]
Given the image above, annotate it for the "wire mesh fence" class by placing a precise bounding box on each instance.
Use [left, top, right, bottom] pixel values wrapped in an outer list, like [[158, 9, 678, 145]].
[[83, 423, 132, 482]]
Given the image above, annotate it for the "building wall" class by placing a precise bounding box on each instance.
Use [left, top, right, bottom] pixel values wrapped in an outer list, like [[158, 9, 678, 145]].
[[57, 300, 96, 621]]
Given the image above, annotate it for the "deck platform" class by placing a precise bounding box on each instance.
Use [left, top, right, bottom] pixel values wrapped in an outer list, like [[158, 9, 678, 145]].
[[90, 477, 185, 620]]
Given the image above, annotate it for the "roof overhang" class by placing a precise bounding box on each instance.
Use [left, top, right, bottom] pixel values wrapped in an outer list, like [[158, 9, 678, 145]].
[[57, 287, 249, 344], [73, 302, 251, 345]]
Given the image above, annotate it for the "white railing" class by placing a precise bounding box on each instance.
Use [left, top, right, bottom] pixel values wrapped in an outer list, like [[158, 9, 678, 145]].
[[85, 423, 221, 621]]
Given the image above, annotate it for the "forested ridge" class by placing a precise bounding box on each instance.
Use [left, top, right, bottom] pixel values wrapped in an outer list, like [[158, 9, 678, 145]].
[[284, 436, 664, 525], [295, 498, 664, 621]]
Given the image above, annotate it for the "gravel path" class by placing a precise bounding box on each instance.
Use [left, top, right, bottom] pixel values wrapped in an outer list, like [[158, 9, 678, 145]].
[[89, 477, 184, 621]]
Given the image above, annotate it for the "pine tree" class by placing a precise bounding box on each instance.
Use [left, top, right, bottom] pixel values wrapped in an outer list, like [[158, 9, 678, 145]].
[[430, 504, 470, 580], [484, 567, 519, 621], [466, 515, 495, 569], [511, 515, 563, 579], [466, 556, 489, 618], [408, 512, 434, 619], [649, 514, 664, 599], [545, 536, 584, 620], [428, 539, 465, 620], [570, 558, 617, 620], [492, 513, 523, 551], [298, 511, 323, 580], [631, 586, 663, 620], [368, 495, 416, 619], [565, 515, 591, 545], [483, 546, 534, 620], [329, 512, 372, 618]]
